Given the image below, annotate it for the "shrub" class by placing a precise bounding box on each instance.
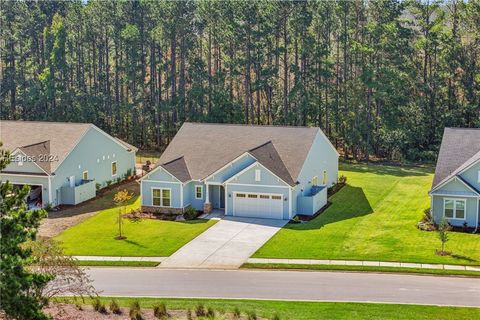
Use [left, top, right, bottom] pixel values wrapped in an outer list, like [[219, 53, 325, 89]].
[[93, 298, 107, 314], [206, 307, 215, 318], [339, 175, 347, 184], [106, 180, 112, 186], [195, 304, 206, 317], [183, 206, 197, 220], [127, 168, 133, 177], [153, 303, 168, 319], [109, 299, 121, 315], [186, 309, 193, 320], [422, 208, 433, 223], [233, 307, 241, 319], [44, 203, 53, 211], [96, 183, 101, 191], [116, 177, 122, 184], [247, 311, 257, 320], [129, 300, 142, 320]]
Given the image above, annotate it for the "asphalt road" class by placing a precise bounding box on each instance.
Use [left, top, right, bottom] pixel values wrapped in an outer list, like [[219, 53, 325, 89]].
[[85, 268, 480, 307]]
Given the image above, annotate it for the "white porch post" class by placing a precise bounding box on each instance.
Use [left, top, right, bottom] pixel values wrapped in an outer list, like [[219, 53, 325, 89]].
[[204, 183, 212, 213], [205, 183, 210, 203]]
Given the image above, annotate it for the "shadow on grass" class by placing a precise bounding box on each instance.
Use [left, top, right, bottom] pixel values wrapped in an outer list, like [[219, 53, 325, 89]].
[[285, 184, 373, 231], [450, 253, 477, 263], [48, 181, 140, 219], [123, 239, 148, 248], [340, 162, 433, 177]]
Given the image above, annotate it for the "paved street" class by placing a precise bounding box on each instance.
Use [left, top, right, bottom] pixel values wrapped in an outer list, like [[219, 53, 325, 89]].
[[159, 217, 287, 269], [86, 268, 480, 307]]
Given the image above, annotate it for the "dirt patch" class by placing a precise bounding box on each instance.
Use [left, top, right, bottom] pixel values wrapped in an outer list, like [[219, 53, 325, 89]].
[[44, 303, 267, 320], [38, 181, 139, 239]]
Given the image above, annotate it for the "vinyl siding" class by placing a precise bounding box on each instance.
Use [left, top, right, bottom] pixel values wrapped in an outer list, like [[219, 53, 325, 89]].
[[459, 161, 480, 191], [204, 153, 256, 183], [432, 195, 477, 227], [3, 152, 46, 174], [51, 127, 136, 205], [183, 181, 205, 210], [141, 180, 182, 208]]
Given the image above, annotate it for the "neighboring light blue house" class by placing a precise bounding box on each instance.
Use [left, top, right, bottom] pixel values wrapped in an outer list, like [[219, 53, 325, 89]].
[[0, 120, 137, 209], [429, 128, 480, 230], [140, 122, 339, 220]]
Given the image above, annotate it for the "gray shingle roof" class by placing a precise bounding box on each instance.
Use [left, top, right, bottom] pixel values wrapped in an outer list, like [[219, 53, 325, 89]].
[[158, 122, 320, 183], [432, 127, 480, 189], [1, 120, 135, 173], [161, 157, 191, 183], [248, 141, 295, 186], [20, 140, 52, 174]]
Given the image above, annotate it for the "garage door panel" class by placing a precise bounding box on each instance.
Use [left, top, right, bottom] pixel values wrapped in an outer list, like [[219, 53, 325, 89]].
[[233, 192, 283, 219]]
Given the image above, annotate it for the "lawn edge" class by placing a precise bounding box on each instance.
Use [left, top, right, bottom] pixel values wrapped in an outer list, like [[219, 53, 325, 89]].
[[241, 263, 480, 278], [75, 260, 160, 267]]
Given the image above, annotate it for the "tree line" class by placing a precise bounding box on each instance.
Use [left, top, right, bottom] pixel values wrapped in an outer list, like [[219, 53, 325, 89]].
[[1, 0, 479, 161]]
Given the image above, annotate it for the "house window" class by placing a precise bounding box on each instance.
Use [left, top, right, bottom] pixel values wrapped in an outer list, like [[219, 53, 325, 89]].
[[272, 195, 282, 200], [111, 161, 117, 176], [260, 195, 270, 199], [152, 188, 171, 207], [255, 169, 261, 182], [236, 193, 246, 198], [195, 185, 203, 199], [248, 194, 258, 199], [312, 176, 318, 186], [82, 171, 88, 180], [444, 199, 466, 219], [322, 170, 327, 185], [478, 171, 480, 183]]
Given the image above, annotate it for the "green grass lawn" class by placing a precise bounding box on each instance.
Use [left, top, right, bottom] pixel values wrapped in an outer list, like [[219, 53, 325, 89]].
[[254, 163, 480, 265], [55, 196, 216, 257], [75, 260, 160, 267], [57, 297, 480, 320], [242, 263, 480, 277]]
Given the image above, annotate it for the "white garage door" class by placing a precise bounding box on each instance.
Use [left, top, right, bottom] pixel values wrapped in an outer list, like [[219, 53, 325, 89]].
[[233, 192, 284, 219]]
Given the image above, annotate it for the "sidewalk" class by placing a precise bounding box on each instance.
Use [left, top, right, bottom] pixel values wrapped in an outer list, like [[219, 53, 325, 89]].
[[73, 256, 166, 262], [246, 258, 480, 271]]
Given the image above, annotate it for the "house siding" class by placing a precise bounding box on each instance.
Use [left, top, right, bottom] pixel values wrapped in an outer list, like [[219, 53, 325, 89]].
[[432, 195, 477, 227], [459, 161, 480, 191], [141, 180, 182, 209], [183, 181, 205, 210], [51, 127, 136, 205], [205, 154, 256, 183], [4, 152, 46, 174]]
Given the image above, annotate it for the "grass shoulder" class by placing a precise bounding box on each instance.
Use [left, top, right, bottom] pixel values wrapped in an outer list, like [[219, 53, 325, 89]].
[[242, 263, 480, 278], [75, 260, 160, 267]]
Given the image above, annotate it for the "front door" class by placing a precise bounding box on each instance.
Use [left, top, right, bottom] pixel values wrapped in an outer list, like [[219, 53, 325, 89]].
[[220, 186, 225, 208]]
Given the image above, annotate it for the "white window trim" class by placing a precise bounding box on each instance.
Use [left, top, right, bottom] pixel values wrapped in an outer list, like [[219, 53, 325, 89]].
[[111, 161, 117, 176], [255, 169, 261, 182], [82, 171, 88, 180], [151, 187, 172, 208], [443, 198, 466, 220], [195, 185, 203, 199]]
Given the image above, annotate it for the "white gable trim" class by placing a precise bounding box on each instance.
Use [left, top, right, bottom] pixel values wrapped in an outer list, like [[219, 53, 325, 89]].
[[8, 148, 51, 176], [223, 161, 292, 188], [429, 176, 480, 196], [202, 151, 254, 182], [457, 157, 480, 176], [138, 165, 182, 183]]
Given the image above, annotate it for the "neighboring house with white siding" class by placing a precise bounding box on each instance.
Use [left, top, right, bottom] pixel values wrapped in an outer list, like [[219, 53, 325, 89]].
[[429, 128, 480, 229], [0, 120, 137, 209], [140, 122, 339, 220]]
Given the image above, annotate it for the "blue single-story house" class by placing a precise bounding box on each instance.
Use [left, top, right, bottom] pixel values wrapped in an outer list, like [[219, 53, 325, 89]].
[[0, 120, 137, 208], [429, 128, 480, 229], [140, 122, 339, 220]]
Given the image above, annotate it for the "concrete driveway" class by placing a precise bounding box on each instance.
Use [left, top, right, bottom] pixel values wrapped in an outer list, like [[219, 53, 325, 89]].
[[159, 217, 287, 269]]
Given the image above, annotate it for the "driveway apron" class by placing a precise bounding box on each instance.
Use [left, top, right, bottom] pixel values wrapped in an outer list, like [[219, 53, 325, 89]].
[[159, 217, 287, 269]]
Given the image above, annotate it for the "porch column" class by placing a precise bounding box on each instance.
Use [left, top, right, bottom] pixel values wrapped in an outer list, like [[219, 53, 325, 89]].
[[203, 183, 212, 213]]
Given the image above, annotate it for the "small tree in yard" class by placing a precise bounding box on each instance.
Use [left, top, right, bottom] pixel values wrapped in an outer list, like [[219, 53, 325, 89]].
[[437, 219, 451, 255], [114, 189, 134, 240]]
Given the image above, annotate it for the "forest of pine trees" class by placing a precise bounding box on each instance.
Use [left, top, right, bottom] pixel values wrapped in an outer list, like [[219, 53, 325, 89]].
[[1, 0, 479, 161]]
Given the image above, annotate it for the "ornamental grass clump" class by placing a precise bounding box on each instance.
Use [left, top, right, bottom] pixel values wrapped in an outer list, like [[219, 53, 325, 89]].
[[129, 300, 143, 320], [195, 304, 206, 317], [109, 299, 121, 315], [93, 298, 107, 314], [153, 302, 168, 319]]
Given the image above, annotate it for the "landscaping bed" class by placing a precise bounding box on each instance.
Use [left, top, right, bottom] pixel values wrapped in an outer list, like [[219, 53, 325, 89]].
[[53, 297, 480, 320]]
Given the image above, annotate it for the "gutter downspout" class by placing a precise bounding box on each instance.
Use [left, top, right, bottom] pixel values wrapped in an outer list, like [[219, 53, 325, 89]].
[[474, 197, 479, 234]]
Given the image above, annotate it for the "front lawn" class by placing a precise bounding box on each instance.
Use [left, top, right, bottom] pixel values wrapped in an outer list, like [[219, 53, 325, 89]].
[[254, 163, 480, 265], [57, 297, 480, 320], [55, 197, 216, 257]]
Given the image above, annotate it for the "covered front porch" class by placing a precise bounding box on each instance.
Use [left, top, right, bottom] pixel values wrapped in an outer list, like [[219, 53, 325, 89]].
[[203, 183, 225, 213]]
